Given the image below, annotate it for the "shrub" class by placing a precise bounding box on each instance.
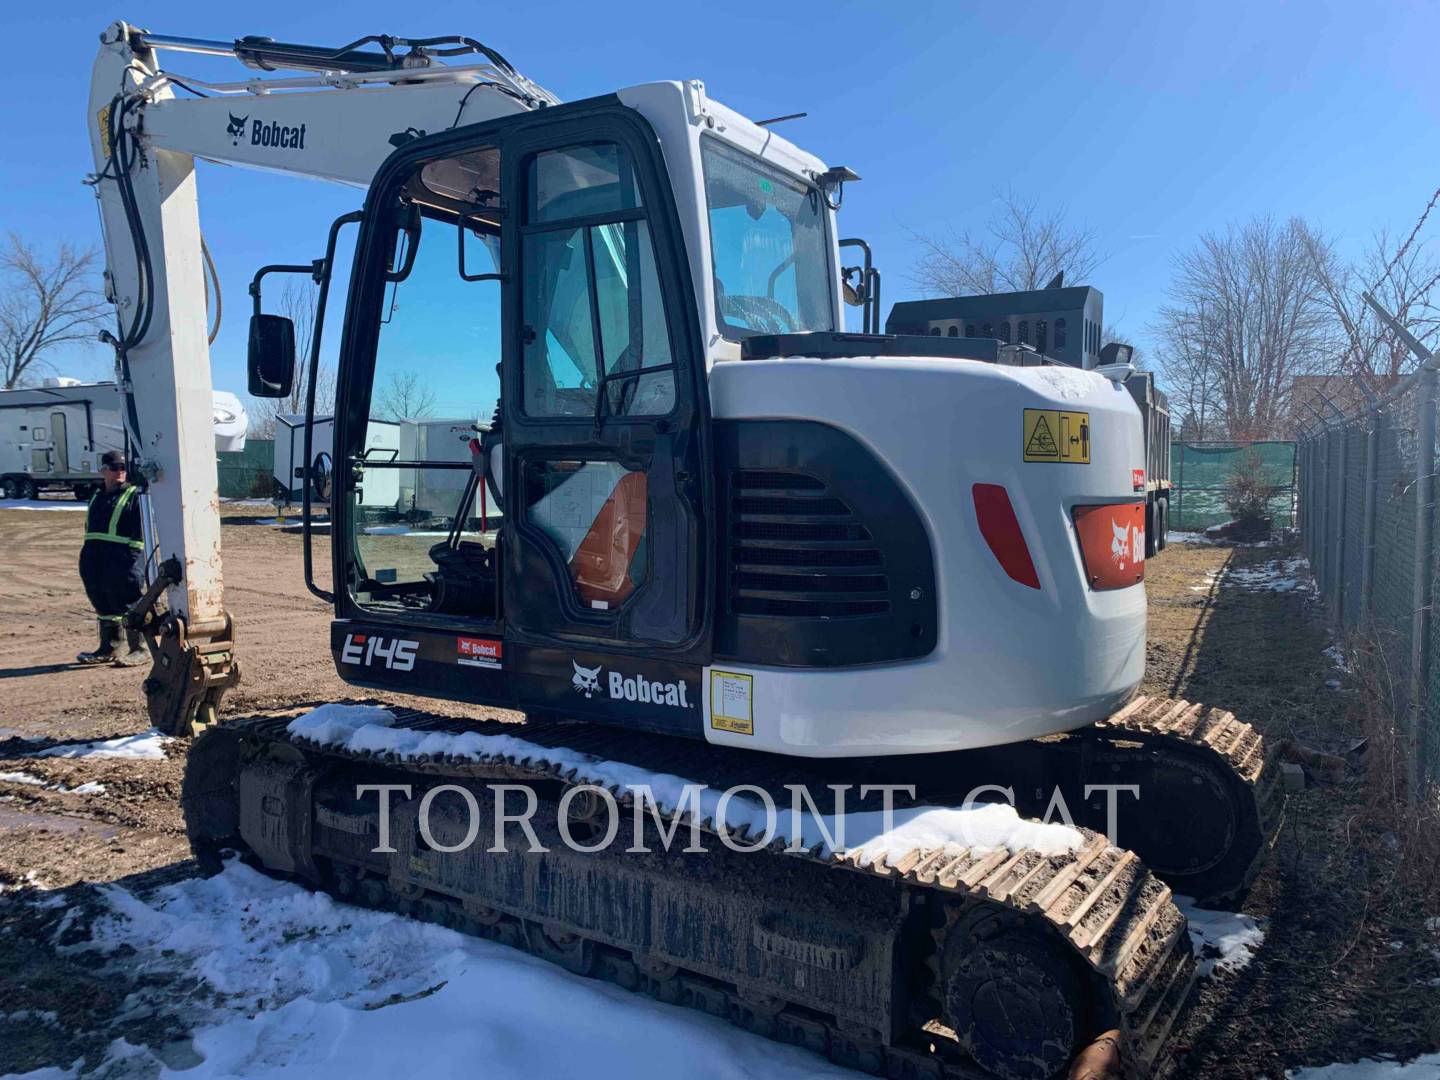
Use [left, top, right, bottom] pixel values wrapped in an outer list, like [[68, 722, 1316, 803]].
[[1224, 447, 1277, 538]]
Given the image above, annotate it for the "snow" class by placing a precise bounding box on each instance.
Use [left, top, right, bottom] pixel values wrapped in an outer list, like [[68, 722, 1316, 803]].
[[1029, 364, 1100, 401], [1287, 1052, 1440, 1078], [27, 861, 859, 1079], [362, 526, 457, 537], [0, 771, 106, 795], [1324, 643, 1353, 673], [1189, 556, 1313, 595], [286, 704, 1085, 860], [0, 771, 46, 786], [0, 500, 87, 512], [1168, 530, 1220, 545], [32, 729, 171, 761], [1222, 557, 1311, 592], [1175, 896, 1265, 977]]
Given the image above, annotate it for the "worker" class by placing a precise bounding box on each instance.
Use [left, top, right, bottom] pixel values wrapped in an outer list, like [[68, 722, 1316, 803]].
[[76, 449, 148, 667]]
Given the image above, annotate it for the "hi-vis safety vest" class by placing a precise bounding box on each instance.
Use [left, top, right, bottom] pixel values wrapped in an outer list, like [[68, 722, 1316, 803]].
[[85, 485, 144, 551]]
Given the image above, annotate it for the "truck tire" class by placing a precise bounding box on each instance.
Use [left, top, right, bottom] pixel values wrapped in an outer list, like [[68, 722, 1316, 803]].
[[1156, 498, 1169, 552], [12, 478, 36, 501], [0, 477, 20, 500], [1144, 500, 1158, 558], [73, 483, 95, 501]]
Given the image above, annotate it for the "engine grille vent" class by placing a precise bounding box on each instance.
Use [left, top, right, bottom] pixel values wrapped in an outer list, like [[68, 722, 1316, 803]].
[[728, 470, 890, 618]]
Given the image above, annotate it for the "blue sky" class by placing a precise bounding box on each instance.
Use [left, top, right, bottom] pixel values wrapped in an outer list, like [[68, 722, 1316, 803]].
[[4, 0, 1438, 407]]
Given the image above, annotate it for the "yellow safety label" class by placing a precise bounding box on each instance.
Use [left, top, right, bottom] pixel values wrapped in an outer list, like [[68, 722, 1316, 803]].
[[97, 105, 112, 159], [1023, 408, 1091, 463], [710, 670, 754, 736]]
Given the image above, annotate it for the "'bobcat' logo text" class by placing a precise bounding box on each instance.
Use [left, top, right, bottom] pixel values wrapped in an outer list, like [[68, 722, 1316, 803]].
[[571, 660, 692, 708], [225, 114, 308, 150]]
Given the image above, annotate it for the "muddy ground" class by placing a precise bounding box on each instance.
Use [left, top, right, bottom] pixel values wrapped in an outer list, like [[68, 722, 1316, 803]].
[[0, 504, 1437, 1076]]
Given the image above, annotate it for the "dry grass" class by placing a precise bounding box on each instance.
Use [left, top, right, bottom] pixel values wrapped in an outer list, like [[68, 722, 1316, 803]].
[[1152, 538, 1440, 1074]]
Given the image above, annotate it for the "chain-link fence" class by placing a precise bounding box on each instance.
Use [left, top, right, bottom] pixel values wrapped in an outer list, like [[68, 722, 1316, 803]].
[[1171, 441, 1297, 532], [1297, 369, 1439, 795]]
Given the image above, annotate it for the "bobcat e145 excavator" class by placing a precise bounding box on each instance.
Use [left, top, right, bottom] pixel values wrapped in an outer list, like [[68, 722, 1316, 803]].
[[88, 23, 1279, 1079]]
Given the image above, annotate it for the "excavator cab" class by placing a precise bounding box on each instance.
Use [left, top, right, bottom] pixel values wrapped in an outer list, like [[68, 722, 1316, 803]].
[[324, 95, 718, 726]]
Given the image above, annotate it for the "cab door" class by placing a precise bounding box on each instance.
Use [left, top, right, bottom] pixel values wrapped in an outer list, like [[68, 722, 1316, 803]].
[[499, 109, 710, 656]]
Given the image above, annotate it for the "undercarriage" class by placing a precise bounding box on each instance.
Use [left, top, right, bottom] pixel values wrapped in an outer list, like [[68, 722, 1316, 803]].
[[183, 695, 1278, 1079]]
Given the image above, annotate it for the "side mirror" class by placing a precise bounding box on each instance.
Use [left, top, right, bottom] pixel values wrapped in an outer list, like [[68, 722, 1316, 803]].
[[841, 266, 867, 307], [1099, 342, 1134, 367], [311, 451, 332, 503], [248, 314, 296, 398]]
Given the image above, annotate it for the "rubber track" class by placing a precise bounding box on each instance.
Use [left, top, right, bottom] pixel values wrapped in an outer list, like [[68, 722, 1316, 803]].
[[1095, 695, 1284, 904], [215, 704, 1208, 1077]]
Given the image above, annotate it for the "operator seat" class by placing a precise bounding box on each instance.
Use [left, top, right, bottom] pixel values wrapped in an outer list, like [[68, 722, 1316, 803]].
[[569, 471, 647, 607]]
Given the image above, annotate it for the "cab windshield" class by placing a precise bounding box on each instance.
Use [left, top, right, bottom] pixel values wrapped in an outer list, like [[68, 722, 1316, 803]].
[[701, 138, 834, 339]]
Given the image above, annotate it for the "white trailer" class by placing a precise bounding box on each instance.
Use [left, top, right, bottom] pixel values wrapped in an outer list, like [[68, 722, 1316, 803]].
[[0, 381, 247, 500], [273, 413, 400, 507], [395, 417, 500, 525]]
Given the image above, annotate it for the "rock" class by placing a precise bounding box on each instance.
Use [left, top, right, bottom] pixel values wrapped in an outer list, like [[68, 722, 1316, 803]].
[[1281, 762, 1306, 792]]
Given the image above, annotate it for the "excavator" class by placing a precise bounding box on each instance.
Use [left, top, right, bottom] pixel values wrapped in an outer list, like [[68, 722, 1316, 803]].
[[87, 24, 1279, 1079]]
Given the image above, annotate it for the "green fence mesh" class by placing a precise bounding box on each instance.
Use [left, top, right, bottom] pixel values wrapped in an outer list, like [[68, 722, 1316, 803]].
[[217, 439, 274, 500], [1170, 441, 1297, 532]]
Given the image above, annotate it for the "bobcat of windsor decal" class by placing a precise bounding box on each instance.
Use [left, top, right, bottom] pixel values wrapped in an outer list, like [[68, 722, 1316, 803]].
[[227, 113, 308, 150], [457, 637, 502, 669], [340, 633, 419, 671], [572, 661, 693, 708]]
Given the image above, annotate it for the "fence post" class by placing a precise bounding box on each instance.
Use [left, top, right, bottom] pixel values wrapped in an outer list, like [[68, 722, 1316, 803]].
[[1319, 429, 1331, 590], [1408, 366, 1437, 799], [1360, 413, 1379, 618], [1176, 443, 1185, 531], [1333, 426, 1349, 618]]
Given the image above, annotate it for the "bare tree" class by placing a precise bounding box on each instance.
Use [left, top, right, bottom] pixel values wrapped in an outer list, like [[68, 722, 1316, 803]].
[[375, 370, 437, 421], [0, 234, 108, 388], [1155, 308, 1224, 440], [248, 280, 334, 437], [1153, 216, 1334, 440], [911, 188, 1103, 297], [1297, 221, 1440, 383]]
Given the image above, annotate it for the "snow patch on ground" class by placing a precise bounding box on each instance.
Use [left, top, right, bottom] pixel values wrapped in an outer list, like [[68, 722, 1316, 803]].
[[0, 500, 87, 512], [1190, 556, 1313, 595], [33, 862, 859, 1079], [1175, 896, 1266, 977], [32, 729, 170, 761], [1287, 1052, 1440, 1078], [287, 705, 1085, 860], [0, 771, 47, 786], [1169, 530, 1221, 545], [0, 771, 106, 795], [1324, 643, 1353, 674]]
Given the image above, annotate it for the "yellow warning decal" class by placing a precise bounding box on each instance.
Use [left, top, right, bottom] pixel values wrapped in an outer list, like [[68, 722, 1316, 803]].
[[710, 670, 754, 736], [97, 104, 113, 159], [1023, 408, 1091, 463]]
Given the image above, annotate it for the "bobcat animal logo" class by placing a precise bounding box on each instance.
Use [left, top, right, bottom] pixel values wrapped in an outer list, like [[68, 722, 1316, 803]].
[[572, 661, 602, 698], [1110, 518, 1131, 569], [226, 114, 248, 146]]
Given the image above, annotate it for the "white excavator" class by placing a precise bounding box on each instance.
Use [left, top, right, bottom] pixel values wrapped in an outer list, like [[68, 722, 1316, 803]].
[[87, 24, 1278, 1079]]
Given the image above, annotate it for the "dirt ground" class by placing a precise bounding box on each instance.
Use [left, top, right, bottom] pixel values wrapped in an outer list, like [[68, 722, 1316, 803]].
[[1, 504, 1437, 1076]]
